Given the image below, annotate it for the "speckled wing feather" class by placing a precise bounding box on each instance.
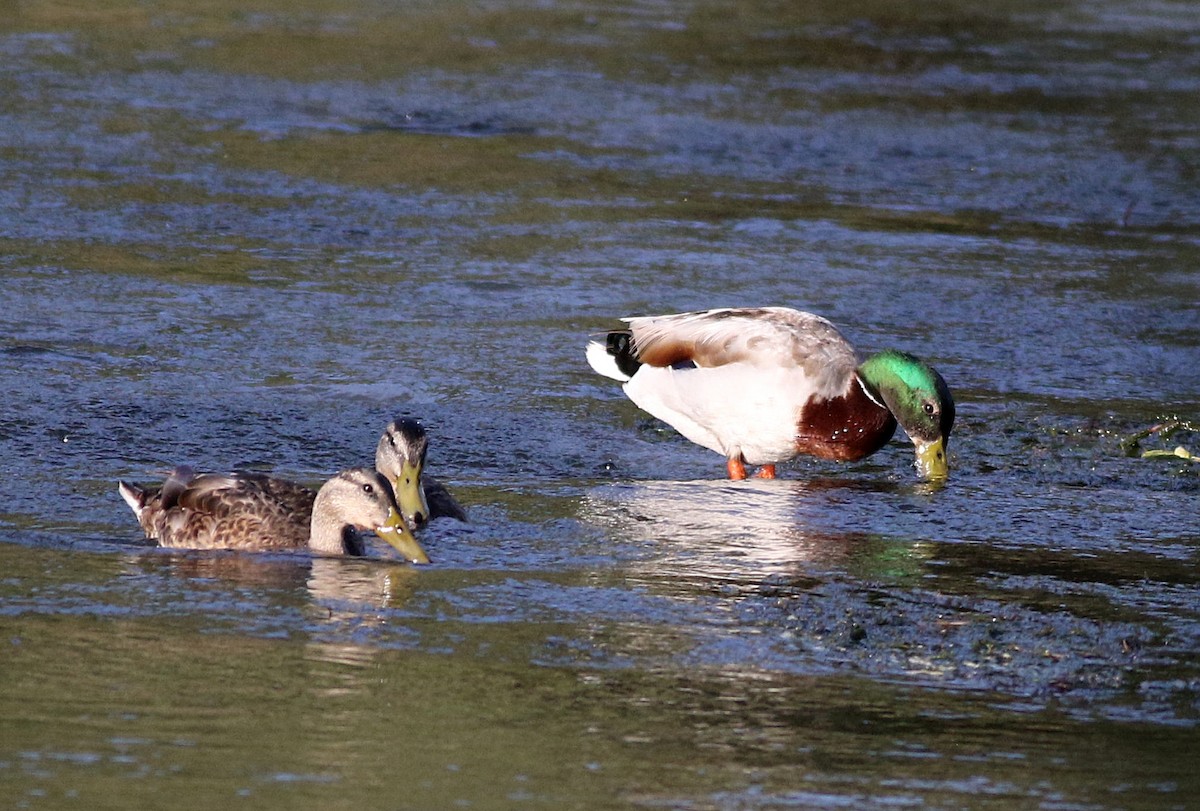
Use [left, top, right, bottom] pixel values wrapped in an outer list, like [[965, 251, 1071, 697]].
[[624, 307, 859, 398], [150, 473, 316, 550]]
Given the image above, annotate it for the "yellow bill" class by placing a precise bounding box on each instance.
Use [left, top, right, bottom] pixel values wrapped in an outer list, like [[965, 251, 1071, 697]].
[[914, 437, 949, 480], [391, 458, 431, 529], [374, 507, 430, 564]]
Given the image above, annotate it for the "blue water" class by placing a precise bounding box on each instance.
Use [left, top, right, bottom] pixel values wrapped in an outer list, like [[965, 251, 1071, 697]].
[[1, 1, 1197, 808]]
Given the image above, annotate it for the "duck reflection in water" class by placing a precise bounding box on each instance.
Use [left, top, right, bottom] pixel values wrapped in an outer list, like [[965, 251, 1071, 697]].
[[119, 547, 422, 619], [306, 556, 420, 626], [579, 477, 935, 585]]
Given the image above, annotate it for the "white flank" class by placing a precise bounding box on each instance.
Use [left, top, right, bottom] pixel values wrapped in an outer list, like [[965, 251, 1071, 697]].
[[624, 362, 812, 466]]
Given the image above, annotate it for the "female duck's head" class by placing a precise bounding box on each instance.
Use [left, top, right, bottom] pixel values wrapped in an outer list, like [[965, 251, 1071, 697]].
[[375, 418, 432, 528]]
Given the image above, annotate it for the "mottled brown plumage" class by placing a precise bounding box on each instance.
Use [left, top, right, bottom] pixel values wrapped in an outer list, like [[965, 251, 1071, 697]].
[[118, 467, 429, 562]]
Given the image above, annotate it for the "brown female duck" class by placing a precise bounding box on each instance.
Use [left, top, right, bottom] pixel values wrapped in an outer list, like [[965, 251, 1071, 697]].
[[375, 417, 467, 529], [118, 466, 430, 562]]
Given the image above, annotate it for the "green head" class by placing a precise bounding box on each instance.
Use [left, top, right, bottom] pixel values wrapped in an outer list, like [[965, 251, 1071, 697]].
[[858, 350, 956, 479]]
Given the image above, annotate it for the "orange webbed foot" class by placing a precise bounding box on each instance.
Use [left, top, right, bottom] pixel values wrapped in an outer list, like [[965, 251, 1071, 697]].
[[754, 465, 777, 479], [726, 457, 748, 480]]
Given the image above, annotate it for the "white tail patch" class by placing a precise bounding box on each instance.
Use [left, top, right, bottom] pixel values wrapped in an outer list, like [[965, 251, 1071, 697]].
[[586, 341, 631, 383], [117, 481, 145, 518]]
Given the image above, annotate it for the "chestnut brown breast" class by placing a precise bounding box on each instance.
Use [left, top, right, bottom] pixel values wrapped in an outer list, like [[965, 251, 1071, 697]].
[[795, 378, 896, 461]]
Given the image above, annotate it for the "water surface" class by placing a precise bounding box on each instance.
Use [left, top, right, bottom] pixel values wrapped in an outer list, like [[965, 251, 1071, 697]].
[[1, 1, 1197, 808]]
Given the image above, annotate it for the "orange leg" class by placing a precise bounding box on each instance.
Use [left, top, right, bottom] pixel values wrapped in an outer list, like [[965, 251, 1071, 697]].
[[754, 464, 777, 479], [726, 457, 748, 480]]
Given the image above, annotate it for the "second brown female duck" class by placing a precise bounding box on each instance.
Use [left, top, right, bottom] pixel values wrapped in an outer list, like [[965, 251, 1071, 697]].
[[375, 417, 468, 529]]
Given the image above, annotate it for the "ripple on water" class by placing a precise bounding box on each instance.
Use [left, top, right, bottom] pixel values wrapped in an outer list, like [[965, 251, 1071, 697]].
[[1, 0, 1198, 807]]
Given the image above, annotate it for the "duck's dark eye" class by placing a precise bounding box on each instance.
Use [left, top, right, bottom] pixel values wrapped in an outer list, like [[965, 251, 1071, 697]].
[[922, 402, 936, 416], [362, 483, 374, 493]]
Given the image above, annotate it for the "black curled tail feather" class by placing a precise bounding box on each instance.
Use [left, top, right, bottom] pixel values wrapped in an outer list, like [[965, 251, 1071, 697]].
[[606, 331, 643, 378]]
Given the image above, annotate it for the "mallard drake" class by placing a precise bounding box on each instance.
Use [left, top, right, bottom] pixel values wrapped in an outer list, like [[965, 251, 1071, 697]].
[[586, 307, 955, 480], [117, 466, 430, 562], [375, 418, 467, 528]]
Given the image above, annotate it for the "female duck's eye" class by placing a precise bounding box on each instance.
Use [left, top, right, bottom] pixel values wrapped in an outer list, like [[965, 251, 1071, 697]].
[[362, 483, 374, 493]]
